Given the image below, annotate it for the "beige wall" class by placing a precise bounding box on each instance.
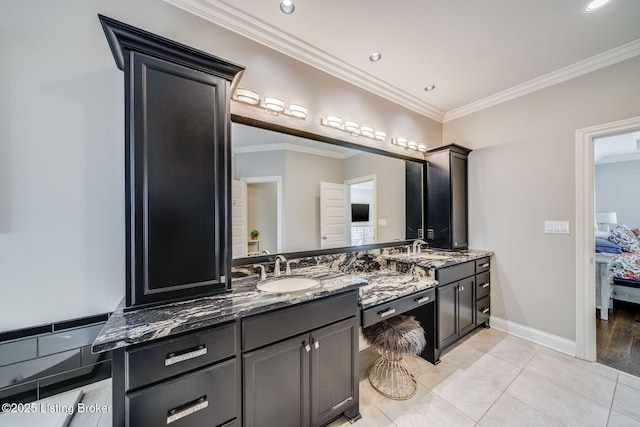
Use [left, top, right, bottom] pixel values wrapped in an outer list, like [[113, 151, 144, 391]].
[[0, 0, 439, 331], [443, 56, 640, 341]]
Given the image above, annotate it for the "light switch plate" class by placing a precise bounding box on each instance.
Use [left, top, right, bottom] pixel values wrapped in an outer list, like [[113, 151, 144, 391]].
[[544, 221, 570, 234]]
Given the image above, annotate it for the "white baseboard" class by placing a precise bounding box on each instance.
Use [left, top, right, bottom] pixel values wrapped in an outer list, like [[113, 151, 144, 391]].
[[490, 316, 576, 357]]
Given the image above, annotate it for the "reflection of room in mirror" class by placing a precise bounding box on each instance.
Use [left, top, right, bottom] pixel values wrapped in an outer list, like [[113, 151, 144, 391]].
[[231, 122, 424, 259], [347, 177, 376, 246]]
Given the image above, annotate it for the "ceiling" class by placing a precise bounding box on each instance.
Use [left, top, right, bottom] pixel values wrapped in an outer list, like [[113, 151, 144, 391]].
[[165, 0, 640, 123]]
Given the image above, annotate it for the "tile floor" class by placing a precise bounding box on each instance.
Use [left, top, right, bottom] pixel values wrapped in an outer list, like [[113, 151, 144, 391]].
[[329, 328, 640, 427], [16, 327, 640, 426]]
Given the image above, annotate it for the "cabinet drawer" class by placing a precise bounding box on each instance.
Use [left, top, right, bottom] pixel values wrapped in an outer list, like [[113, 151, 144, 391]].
[[242, 290, 358, 352], [126, 358, 236, 427], [475, 272, 491, 300], [476, 295, 490, 325], [362, 288, 435, 328], [126, 322, 236, 390], [475, 257, 491, 274], [436, 261, 475, 285]]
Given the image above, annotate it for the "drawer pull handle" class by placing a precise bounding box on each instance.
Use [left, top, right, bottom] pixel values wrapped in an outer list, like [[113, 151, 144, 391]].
[[415, 296, 430, 304], [303, 341, 311, 352], [167, 396, 208, 424], [313, 339, 320, 350], [459, 286, 464, 292], [481, 263, 490, 268], [481, 307, 490, 314], [379, 308, 396, 318], [481, 283, 490, 288], [165, 345, 207, 366]]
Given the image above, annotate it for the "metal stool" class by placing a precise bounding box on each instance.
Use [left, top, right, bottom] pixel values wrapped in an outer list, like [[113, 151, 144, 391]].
[[363, 315, 426, 400]]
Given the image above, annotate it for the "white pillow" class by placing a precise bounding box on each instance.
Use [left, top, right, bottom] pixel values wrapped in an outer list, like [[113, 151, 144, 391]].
[[595, 231, 611, 239]]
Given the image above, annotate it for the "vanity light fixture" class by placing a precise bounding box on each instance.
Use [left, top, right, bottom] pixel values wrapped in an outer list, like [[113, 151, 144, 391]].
[[262, 96, 285, 113], [391, 137, 426, 153], [234, 88, 260, 105], [585, 0, 612, 12], [286, 104, 308, 119], [232, 88, 307, 120], [280, 0, 296, 14], [344, 121, 359, 134], [320, 116, 388, 142], [360, 126, 374, 138]]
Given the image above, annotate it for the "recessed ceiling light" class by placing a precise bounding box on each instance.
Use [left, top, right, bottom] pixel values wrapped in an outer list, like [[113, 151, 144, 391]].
[[425, 85, 436, 92], [280, 0, 295, 14], [369, 52, 382, 62], [585, 0, 613, 12]]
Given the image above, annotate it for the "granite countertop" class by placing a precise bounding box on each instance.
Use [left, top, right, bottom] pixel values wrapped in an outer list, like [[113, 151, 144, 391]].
[[357, 270, 438, 309], [92, 265, 366, 353], [385, 249, 493, 270]]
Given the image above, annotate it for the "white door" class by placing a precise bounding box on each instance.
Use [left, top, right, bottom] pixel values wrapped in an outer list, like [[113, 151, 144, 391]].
[[231, 180, 248, 258], [320, 182, 349, 249]]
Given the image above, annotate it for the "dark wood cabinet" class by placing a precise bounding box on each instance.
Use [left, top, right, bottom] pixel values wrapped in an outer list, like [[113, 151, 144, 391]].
[[99, 15, 244, 309], [438, 276, 475, 350], [111, 321, 240, 427], [426, 144, 471, 250], [242, 292, 360, 427]]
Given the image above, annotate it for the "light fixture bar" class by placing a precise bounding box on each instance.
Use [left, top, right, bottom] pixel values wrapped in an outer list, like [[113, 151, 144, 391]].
[[233, 88, 307, 120], [320, 116, 388, 142]]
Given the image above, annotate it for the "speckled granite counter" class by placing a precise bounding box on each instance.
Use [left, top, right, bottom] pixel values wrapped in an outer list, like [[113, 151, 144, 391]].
[[92, 265, 366, 353], [386, 249, 493, 273], [357, 271, 437, 308]]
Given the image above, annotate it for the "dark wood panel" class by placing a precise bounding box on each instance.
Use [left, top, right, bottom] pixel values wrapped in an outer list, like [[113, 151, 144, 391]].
[[242, 291, 358, 352], [243, 334, 309, 427], [436, 261, 475, 285]]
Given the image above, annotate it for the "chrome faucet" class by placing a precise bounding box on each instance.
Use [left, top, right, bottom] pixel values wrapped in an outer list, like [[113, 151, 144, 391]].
[[412, 239, 428, 255], [274, 255, 287, 277], [253, 264, 266, 281]]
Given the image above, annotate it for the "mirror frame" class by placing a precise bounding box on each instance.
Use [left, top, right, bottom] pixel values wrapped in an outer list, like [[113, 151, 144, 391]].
[[230, 114, 426, 266]]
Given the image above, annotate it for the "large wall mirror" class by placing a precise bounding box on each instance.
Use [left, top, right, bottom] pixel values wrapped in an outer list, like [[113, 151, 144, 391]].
[[231, 116, 425, 262]]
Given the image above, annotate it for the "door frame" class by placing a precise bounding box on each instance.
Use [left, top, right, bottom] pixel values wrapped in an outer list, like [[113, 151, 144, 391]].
[[575, 115, 640, 361], [241, 176, 283, 253], [344, 174, 378, 244]]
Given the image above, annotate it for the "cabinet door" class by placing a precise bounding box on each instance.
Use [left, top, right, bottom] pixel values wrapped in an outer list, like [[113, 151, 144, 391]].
[[458, 276, 475, 336], [438, 282, 458, 349], [127, 51, 230, 307], [451, 152, 468, 249], [310, 317, 358, 426], [243, 333, 310, 427]]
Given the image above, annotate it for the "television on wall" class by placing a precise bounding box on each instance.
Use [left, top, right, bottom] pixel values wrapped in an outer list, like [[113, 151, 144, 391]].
[[351, 203, 370, 223]]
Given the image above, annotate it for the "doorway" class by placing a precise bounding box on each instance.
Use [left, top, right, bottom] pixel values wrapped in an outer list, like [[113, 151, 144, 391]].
[[575, 116, 640, 362], [345, 175, 377, 246], [241, 176, 283, 254]]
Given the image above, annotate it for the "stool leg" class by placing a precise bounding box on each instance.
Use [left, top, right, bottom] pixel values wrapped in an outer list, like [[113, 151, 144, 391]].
[[368, 350, 417, 400]]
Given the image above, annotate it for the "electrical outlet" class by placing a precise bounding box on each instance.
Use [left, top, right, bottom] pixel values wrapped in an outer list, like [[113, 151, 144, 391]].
[[544, 221, 570, 234]]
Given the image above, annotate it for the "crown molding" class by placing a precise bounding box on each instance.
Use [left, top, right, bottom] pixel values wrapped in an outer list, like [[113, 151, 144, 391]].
[[233, 142, 355, 159], [444, 38, 640, 122], [163, 0, 446, 122]]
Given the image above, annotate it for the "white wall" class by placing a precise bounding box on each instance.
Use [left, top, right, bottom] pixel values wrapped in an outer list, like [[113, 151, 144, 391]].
[[0, 0, 441, 331], [595, 160, 640, 228], [247, 183, 277, 254], [443, 56, 640, 341]]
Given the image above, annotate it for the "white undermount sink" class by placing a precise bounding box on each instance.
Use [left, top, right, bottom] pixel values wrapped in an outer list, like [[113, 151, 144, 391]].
[[257, 276, 321, 293]]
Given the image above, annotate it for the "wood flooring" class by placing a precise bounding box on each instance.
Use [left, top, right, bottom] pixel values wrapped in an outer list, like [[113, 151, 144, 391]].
[[597, 301, 640, 377]]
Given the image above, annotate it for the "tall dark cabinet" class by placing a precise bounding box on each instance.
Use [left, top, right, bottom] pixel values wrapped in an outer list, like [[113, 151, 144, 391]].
[[99, 16, 244, 308], [425, 144, 471, 250]]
